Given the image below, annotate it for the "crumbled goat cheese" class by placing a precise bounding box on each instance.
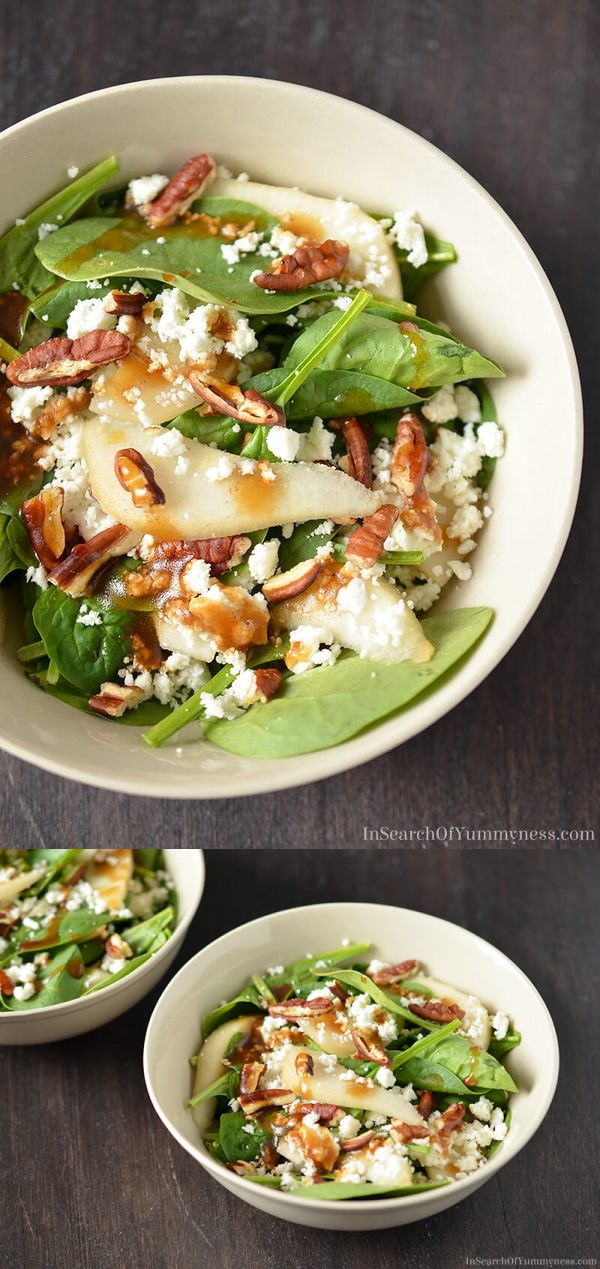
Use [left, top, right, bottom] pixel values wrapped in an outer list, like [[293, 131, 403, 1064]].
[[7, 385, 53, 427], [13, 982, 37, 1002], [248, 539, 280, 583], [387, 211, 428, 268], [338, 1114, 362, 1140], [149, 429, 187, 458], [477, 420, 505, 458], [121, 653, 210, 707], [200, 669, 262, 721], [127, 173, 169, 207], [336, 577, 368, 614], [39, 419, 117, 540], [26, 564, 48, 590], [67, 165, 80, 179], [346, 994, 398, 1043], [422, 385, 459, 424], [267, 427, 300, 462], [296, 417, 335, 463], [148, 289, 257, 364], [376, 1066, 396, 1088], [491, 1011, 510, 1041], [182, 559, 212, 595], [470, 1096, 494, 1122], [76, 605, 103, 627], [66, 298, 116, 339], [37, 222, 59, 241], [454, 385, 482, 424], [220, 231, 262, 265]]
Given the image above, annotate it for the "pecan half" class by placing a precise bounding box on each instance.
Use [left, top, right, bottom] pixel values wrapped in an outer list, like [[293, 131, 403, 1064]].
[[48, 524, 139, 597], [154, 535, 250, 578], [145, 153, 216, 228], [339, 1130, 376, 1152], [370, 960, 420, 987], [262, 558, 322, 604], [437, 1102, 466, 1139], [238, 1089, 295, 1114], [345, 503, 399, 567], [417, 1090, 434, 1120], [295, 1052, 314, 1078], [329, 980, 349, 1004], [21, 486, 66, 570], [104, 289, 146, 316], [351, 1030, 391, 1067], [389, 1120, 430, 1144], [239, 1061, 266, 1095], [253, 668, 282, 702], [114, 448, 166, 508], [188, 371, 285, 427], [268, 997, 333, 1019], [295, 1103, 339, 1123], [253, 239, 349, 291], [6, 331, 131, 388], [0, 967, 15, 996], [392, 413, 429, 497], [409, 1000, 465, 1023], [331, 417, 372, 488], [88, 683, 145, 719]]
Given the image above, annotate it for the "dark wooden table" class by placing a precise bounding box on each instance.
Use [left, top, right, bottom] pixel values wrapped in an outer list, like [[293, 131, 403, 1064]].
[[1, 849, 598, 1269], [0, 0, 598, 844]]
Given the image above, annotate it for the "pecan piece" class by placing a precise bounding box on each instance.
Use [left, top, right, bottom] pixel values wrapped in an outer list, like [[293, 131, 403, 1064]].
[[227, 1161, 258, 1177], [331, 417, 372, 488], [370, 960, 420, 986], [339, 1130, 376, 1152], [21, 486, 66, 569], [153, 535, 250, 579], [114, 448, 166, 509], [239, 1061, 266, 1095], [262, 559, 322, 604], [329, 980, 349, 1004], [254, 239, 349, 291], [253, 668, 282, 702], [145, 153, 216, 228], [295, 1052, 314, 1078], [295, 1103, 339, 1123], [104, 932, 132, 959], [409, 1000, 465, 1023], [437, 1102, 467, 1139], [6, 331, 131, 388], [88, 683, 145, 719], [345, 503, 399, 567], [351, 1030, 391, 1067], [392, 413, 429, 497], [268, 997, 333, 1019], [238, 1089, 295, 1114], [189, 371, 285, 427], [389, 1120, 430, 1144], [0, 968, 15, 996], [104, 289, 146, 316], [48, 524, 139, 597], [417, 1090, 434, 1119]]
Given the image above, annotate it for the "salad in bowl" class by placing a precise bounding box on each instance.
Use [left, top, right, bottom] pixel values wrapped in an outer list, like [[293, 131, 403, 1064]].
[[188, 942, 520, 1201], [0, 150, 504, 759]]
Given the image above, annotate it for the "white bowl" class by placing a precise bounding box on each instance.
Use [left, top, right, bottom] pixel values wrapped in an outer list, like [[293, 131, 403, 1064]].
[[0, 77, 582, 798], [143, 900, 559, 1232], [0, 848, 205, 1044]]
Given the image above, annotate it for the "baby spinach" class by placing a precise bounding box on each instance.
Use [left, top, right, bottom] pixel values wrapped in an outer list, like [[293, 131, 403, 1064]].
[[32, 587, 133, 695], [288, 1180, 446, 1201], [397, 232, 457, 302], [30, 278, 119, 328], [419, 1033, 517, 1093], [0, 157, 119, 298], [489, 1028, 522, 1060], [165, 408, 244, 452], [123, 907, 174, 955], [275, 310, 502, 392], [392, 1018, 462, 1068], [393, 1055, 471, 1095], [218, 1111, 271, 1164], [313, 967, 441, 1031], [202, 987, 264, 1039], [203, 607, 493, 758], [245, 367, 421, 420], [2, 944, 86, 1011], [83, 951, 151, 993], [278, 520, 336, 572], [0, 514, 23, 583], [474, 381, 499, 490], [35, 213, 337, 316], [187, 1071, 239, 1108]]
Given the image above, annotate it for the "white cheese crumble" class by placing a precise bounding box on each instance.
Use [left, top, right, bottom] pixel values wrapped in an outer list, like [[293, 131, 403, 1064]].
[[387, 211, 428, 268], [148, 288, 257, 364], [375, 1066, 396, 1088], [266, 427, 300, 462], [248, 539, 280, 583], [220, 231, 262, 265], [127, 173, 169, 207], [491, 1011, 510, 1041], [296, 416, 335, 463], [66, 298, 116, 339], [7, 385, 53, 428]]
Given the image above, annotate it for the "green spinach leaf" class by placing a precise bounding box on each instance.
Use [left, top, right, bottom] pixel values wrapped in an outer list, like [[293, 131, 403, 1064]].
[[2, 944, 86, 1010], [32, 587, 133, 694], [218, 1111, 271, 1163]]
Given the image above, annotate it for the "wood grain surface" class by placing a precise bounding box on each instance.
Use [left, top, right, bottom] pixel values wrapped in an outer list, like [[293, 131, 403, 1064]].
[[1, 848, 598, 1269], [0, 0, 598, 845]]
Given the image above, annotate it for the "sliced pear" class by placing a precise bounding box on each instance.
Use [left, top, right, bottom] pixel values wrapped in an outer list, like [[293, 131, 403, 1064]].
[[212, 177, 402, 299], [273, 560, 433, 665], [153, 612, 216, 661], [298, 1013, 356, 1058], [85, 849, 134, 913], [280, 1046, 422, 1124], [82, 419, 383, 540], [191, 1014, 257, 1132], [0, 868, 47, 907], [91, 344, 202, 429], [412, 975, 491, 1049]]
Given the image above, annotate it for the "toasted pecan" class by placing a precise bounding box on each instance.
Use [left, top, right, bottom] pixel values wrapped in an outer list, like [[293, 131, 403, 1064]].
[[409, 1000, 465, 1023], [268, 997, 333, 1019], [253, 239, 349, 291], [238, 1089, 295, 1114], [21, 486, 65, 570], [339, 1130, 376, 1152], [389, 1120, 430, 1144], [6, 331, 131, 388], [417, 1090, 434, 1119], [437, 1102, 467, 1138], [392, 413, 429, 497], [351, 1030, 391, 1067], [295, 1052, 314, 1078], [104, 289, 146, 316], [239, 1061, 266, 1095], [114, 448, 166, 509], [331, 417, 372, 488], [189, 371, 285, 427], [345, 503, 399, 567], [262, 559, 322, 604], [48, 524, 139, 597], [253, 668, 283, 702], [88, 683, 145, 719], [145, 153, 216, 228], [370, 960, 420, 986], [0, 968, 15, 996]]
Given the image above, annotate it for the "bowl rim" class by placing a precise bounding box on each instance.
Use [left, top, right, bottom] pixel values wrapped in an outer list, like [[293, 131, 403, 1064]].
[[0, 76, 583, 797], [0, 847, 205, 1024], [143, 898, 560, 1214]]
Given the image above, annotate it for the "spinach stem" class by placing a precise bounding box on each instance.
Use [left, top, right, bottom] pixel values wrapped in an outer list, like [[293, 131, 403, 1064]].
[[273, 288, 372, 408], [391, 1018, 461, 1070]]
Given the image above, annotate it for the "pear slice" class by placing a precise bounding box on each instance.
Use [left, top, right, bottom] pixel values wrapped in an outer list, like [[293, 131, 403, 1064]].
[[298, 1014, 356, 1058], [212, 177, 402, 299], [90, 343, 203, 429], [82, 419, 383, 540], [85, 849, 134, 913], [0, 869, 47, 907], [273, 561, 433, 665], [412, 975, 491, 1049], [191, 1015, 257, 1132], [280, 1045, 422, 1124]]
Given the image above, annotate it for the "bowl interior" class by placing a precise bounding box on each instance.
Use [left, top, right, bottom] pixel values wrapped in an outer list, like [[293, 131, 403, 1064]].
[[0, 77, 582, 796], [144, 901, 558, 1220]]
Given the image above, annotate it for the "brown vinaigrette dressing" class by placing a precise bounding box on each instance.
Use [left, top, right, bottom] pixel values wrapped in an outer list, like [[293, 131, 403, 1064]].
[[280, 211, 324, 244], [0, 291, 28, 347], [0, 375, 41, 501], [58, 208, 265, 275], [399, 321, 429, 389]]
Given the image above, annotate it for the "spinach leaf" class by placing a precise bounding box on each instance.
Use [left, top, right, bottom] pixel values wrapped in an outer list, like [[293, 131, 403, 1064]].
[[2, 944, 86, 1010], [35, 213, 339, 316], [0, 157, 119, 298], [486, 1108, 511, 1158], [418, 1034, 517, 1093], [6, 514, 36, 568], [203, 607, 493, 758], [474, 381, 499, 490], [32, 587, 133, 694], [398, 233, 457, 302], [278, 520, 336, 572], [488, 1028, 521, 1060], [288, 1180, 446, 1201], [218, 1111, 271, 1164], [0, 514, 23, 583], [14, 907, 108, 952], [29, 279, 115, 328], [187, 1071, 237, 1108], [313, 966, 440, 1030], [393, 1055, 471, 1095], [271, 943, 371, 990], [165, 409, 244, 452], [28, 670, 170, 727], [276, 310, 502, 391], [123, 907, 174, 954], [83, 951, 151, 993], [202, 987, 264, 1039], [392, 1018, 462, 1068], [246, 367, 421, 420]]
